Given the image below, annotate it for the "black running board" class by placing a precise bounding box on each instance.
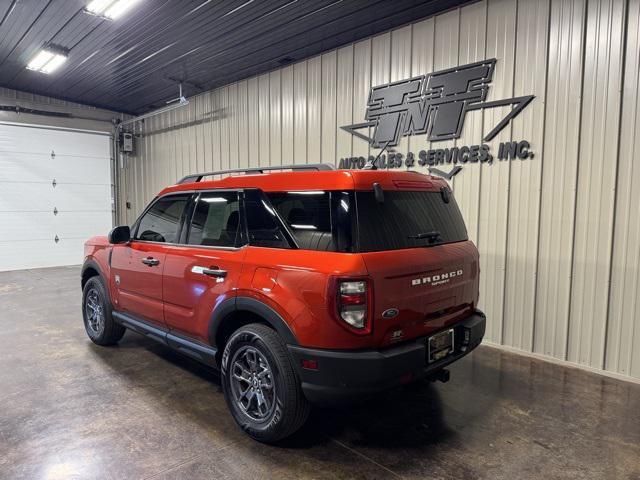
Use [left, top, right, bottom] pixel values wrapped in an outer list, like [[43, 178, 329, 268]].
[[112, 311, 218, 367]]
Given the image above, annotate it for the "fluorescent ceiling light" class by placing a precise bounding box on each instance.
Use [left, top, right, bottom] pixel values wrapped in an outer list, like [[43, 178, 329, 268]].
[[104, 0, 141, 19], [85, 0, 142, 19], [85, 0, 112, 14], [27, 50, 54, 71], [290, 224, 318, 230], [40, 54, 67, 74], [26, 49, 67, 74]]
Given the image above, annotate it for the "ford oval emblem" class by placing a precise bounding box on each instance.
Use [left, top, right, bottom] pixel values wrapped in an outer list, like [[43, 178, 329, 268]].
[[382, 308, 399, 319]]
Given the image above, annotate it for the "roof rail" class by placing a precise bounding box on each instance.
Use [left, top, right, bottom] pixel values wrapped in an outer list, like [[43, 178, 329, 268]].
[[177, 163, 336, 184]]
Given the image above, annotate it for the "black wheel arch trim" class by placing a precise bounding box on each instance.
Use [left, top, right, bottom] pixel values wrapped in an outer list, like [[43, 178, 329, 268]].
[[81, 258, 106, 288], [209, 296, 299, 349]]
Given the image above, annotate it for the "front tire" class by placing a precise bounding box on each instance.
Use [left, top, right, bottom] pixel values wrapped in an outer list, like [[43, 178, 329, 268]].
[[221, 323, 310, 443], [82, 276, 125, 346]]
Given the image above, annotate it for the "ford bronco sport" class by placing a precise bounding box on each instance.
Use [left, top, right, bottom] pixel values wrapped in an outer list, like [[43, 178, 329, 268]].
[[81, 163, 486, 442]]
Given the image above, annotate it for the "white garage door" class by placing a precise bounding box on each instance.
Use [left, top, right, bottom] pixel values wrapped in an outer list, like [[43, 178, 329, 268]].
[[0, 122, 113, 271]]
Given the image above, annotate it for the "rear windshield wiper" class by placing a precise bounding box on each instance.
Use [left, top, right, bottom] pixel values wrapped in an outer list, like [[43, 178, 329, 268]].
[[408, 231, 442, 243]]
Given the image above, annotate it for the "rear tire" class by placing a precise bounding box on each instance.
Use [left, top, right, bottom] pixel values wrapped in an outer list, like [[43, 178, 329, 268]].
[[82, 276, 125, 346], [221, 323, 310, 443]]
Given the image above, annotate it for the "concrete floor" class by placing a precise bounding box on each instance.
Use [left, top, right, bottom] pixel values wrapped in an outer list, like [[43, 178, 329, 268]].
[[0, 266, 639, 480]]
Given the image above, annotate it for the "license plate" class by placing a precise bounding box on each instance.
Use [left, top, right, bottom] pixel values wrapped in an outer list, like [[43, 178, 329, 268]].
[[428, 329, 454, 363]]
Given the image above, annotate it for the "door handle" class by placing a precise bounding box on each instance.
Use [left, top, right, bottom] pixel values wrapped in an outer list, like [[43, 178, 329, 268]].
[[141, 257, 160, 266], [191, 265, 227, 278], [203, 268, 227, 278]]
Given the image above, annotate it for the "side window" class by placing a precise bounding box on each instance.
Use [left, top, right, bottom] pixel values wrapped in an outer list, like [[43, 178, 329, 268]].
[[187, 192, 241, 247], [266, 191, 334, 251], [244, 189, 293, 249], [331, 191, 355, 253], [135, 195, 189, 243]]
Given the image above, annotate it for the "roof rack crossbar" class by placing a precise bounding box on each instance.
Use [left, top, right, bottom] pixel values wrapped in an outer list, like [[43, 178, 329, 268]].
[[177, 163, 335, 184]]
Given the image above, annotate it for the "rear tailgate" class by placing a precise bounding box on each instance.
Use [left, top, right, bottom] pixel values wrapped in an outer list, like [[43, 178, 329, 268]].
[[362, 243, 479, 347], [354, 189, 479, 347]]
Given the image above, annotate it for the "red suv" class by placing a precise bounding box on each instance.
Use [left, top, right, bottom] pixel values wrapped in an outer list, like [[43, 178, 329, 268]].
[[81, 164, 485, 442]]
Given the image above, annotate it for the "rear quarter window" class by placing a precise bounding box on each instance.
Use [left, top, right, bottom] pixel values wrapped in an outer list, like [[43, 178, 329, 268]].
[[244, 189, 293, 249], [266, 191, 334, 251]]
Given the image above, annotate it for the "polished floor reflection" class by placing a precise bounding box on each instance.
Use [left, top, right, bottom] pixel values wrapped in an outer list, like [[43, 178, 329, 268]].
[[1, 266, 639, 479]]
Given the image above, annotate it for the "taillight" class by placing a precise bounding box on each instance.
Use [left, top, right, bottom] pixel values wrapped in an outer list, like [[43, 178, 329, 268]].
[[334, 278, 372, 334]]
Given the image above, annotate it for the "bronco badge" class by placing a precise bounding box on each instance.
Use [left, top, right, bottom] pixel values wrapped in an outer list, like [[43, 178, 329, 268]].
[[412, 269, 463, 287]]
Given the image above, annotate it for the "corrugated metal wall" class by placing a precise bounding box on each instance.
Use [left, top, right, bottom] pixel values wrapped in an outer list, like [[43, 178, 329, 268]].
[[119, 0, 640, 382]]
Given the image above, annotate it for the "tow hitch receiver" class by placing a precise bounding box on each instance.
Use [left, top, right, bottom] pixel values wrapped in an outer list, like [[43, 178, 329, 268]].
[[431, 368, 450, 383]]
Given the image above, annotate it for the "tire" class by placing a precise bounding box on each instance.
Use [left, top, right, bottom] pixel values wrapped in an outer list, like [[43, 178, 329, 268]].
[[221, 323, 310, 443], [82, 276, 126, 346]]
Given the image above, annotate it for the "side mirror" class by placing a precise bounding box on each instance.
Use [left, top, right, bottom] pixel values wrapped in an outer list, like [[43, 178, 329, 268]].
[[108, 226, 131, 244]]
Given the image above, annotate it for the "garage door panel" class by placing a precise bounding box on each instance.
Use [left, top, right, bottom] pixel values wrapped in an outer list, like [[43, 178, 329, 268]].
[[0, 182, 55, 212], [0, 182, 111, 213], [0, 124, 112, 271], [0, 151, 54, 183], [53, 154, 111, 184], [0, 210, 110, 242], [0, 151, 110, 184], [0, 238, 87, 271], [0, 212, 56, 241], [0, 125, 111, 158], [53, 184, 112, 211], [55, 210, 112, 238]]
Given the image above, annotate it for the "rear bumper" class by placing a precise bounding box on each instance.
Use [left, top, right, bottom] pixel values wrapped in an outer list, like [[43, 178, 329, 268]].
[[288, 309, 486, 405]]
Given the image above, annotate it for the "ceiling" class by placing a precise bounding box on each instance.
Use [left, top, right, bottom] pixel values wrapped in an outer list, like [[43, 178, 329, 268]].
[[0, 0, 468, 114]]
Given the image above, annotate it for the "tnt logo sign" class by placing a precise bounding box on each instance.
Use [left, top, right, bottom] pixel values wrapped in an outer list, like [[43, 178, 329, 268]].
[[342, 58, 534, 148], [339, 59, 535, 179]]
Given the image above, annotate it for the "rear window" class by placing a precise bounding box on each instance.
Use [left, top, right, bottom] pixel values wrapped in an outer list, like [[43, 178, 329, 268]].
[[355, 191, 468, 252], [257, 189, 467, 253]]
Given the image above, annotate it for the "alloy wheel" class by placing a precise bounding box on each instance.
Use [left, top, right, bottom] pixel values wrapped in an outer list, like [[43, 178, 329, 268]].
[[229, 346, 276, 421], [85, 288, 105, 336]]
